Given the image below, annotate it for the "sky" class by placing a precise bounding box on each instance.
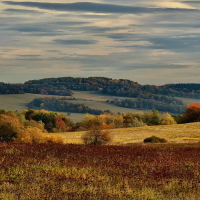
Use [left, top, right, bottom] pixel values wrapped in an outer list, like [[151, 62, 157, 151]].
[[1, 0, 200, 85]]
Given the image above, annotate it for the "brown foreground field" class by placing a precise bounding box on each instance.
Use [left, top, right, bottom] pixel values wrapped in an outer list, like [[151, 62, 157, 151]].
[[1, 142, 200, 200], [56, 122, 200, 144]]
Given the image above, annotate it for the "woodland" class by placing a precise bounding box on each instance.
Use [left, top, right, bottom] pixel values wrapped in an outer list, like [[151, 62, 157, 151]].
[[2, 76, 200, 114], [0, 102, 199, 143]]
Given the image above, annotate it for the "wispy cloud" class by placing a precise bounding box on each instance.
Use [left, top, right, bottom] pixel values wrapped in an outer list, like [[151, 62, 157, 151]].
[[53, 39, 97, 45], [3, 8, 43, 14], [183, 1, 200, 3], [1, 0, 200, 84], [3, 1, 199, 14]]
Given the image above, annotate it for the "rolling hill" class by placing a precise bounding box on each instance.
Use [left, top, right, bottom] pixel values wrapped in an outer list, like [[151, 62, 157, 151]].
[[1, 76, 200, 122]]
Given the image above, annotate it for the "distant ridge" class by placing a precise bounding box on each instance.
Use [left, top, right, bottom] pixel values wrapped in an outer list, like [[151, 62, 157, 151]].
[[1, 76, 200, 114]]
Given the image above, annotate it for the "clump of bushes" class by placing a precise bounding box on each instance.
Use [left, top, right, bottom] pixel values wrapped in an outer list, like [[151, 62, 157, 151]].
[[143, 136, 167, 143], [82, 126, 113, 145], [0, 122, 20, 142], [0, 113, 21, 142], [0, 112, 64, 144], [15, 127, 64, 144]]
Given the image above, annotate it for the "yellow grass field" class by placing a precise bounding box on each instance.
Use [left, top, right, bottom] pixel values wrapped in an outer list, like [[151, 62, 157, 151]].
[[55, 122, 200, 144]]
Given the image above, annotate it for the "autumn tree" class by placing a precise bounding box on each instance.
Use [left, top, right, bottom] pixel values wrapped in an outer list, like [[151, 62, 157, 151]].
[[15, 127, 63, 143], [160, 113, 176, 125], [142, 110, 160, 125], [0, 113, 21, 142], [22, 109, 74, 132], [123, 113, 146, 127], [183, 103, 200, 123]]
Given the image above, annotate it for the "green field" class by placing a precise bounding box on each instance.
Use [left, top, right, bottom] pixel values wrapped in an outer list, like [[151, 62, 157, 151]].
[[0, 93, 47, 111], [176, 97, 200, 105]]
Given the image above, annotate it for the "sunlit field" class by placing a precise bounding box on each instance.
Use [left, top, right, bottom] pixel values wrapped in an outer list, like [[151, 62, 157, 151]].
[[1, 143, 200, 200], [56, 122, 200, 144]]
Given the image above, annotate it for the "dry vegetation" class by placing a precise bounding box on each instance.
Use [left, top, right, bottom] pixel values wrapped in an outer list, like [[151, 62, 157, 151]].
[[1, 143, 200, 200], [56, 122, 200, 144]]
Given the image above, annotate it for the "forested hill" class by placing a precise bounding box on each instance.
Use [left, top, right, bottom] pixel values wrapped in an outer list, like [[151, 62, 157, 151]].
[[24, 77, 139, 91], [160, 83, 200, 95], [1, 77, 200, 99]]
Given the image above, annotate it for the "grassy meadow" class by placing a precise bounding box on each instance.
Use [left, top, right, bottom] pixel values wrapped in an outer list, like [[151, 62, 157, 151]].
[[1, 142, 200, 200], [55, 122, 200, 145], [0, 94, 47, 111], [176, 97, 200, 105]]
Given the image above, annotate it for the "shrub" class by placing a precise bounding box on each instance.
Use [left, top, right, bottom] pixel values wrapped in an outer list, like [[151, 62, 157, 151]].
[[160, 113, 176, 125], [142, 110, 160, 126], [0, 113, 22, 142], [123, 113, 146, 127], [0, 122, 20, 142], [24, 120, 46, 132], [15, 127, 64, 144], [82, 127, 112, 145], [45, 135, 64, 144], [143, 136, 167, 143]]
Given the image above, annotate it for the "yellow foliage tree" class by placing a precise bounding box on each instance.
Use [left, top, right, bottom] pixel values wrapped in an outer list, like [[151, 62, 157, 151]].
[[160, 113, 176, 125], [15, 127, 63, 144]]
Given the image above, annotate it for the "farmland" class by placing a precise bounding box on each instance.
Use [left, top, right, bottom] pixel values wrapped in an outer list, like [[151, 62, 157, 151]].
[[1, 142, 200, 200]]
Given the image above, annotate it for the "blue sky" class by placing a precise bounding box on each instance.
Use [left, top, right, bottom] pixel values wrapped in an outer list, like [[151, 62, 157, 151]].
[[1, 0, 200, 85]]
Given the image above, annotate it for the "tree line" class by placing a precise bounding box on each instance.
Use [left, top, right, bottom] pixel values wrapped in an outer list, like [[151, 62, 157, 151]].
[[1, 103, 200, 142], [2, 77, 200, 99], [0, 82, 72, 96], [27, 97, 112, 115], [107, 98, 185, 114], [2, 76, 200, 114]]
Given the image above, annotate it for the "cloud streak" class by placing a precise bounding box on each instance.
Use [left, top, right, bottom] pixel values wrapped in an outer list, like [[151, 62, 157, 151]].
[[183, 1, 200, 3], [1, 0, 200, 85], [3, 1, 199, 14], [3, 8, 43, 14], [53, 39, 97, 45]]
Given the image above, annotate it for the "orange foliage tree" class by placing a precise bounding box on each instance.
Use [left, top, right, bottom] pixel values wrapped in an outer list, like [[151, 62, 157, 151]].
[[184, 103, 200, 123], [0, 113, 22, 142]]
